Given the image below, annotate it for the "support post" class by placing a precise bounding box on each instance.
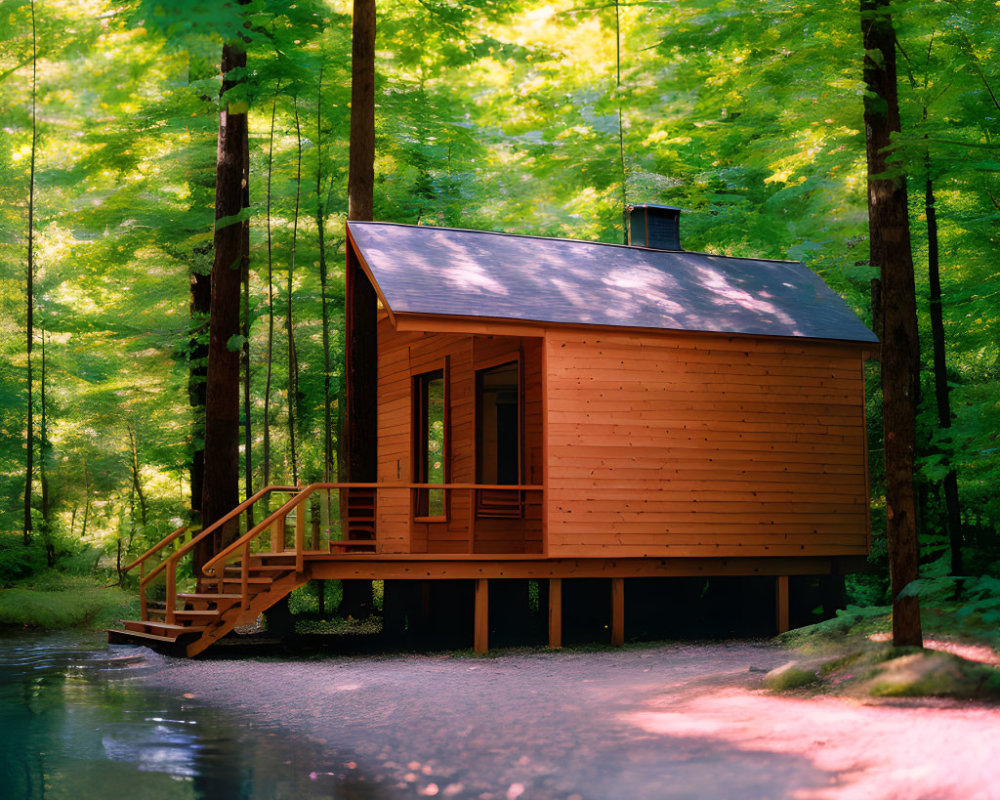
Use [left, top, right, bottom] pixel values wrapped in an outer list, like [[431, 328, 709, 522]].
[[474, 578, 489, 654], [611, 577, 624, 647], [776, 575, 790, 634], [548, 578, 562, 649], [270, 519, 283, 553]]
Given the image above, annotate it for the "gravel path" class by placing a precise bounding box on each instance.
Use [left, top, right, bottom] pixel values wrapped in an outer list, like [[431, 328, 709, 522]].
[[142, 641, 1000, 800]]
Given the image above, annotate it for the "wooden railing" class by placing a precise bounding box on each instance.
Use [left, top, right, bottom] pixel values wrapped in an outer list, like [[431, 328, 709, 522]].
[[137, 481, 546, 630], [141, 486, 298, 623], [200, 483, 381, 615]]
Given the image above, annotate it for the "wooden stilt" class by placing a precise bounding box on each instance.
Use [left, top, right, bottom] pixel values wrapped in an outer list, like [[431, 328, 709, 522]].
[[776, 575, 790, 634], [474, 578, 489, 654], [548, 578, 562, 649], [611, 577, 624, 647]]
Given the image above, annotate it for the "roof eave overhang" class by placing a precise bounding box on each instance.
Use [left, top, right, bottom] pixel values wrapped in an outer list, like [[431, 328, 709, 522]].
[[391, 310, 878, 349]]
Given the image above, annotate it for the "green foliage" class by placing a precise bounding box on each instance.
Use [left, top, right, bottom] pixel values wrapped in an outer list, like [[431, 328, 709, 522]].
[[0, 0, 996, 618], [0, 574, 137, 630], [0, 537, 47, 585]]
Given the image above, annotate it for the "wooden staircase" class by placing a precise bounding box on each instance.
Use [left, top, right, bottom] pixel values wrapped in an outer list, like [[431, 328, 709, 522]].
[[109, 483, 378, 657], [109, 553, 309, 657]]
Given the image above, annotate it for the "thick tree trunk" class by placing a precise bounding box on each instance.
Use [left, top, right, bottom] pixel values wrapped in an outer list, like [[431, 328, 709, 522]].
[[347, 0, 376, 222], [342, 0, 378, 618], [860, 0, 922, 647], [188, 258, 211, 517], [24, 0, 37, 546], [197, 32, 250, 573], [924, 172, 963, 576]]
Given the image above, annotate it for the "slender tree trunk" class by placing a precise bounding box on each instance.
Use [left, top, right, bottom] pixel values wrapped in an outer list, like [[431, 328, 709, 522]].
[[924, 168, 963, 576], [81, 464, 91, 540], [860, 0, 922, 647], [241, 122, 253, 524], [198, 24, 250, 573], [24, 0, 37, 546], [126, 423, 148, 527], [347, 0, 376, 222], [263, 84, 279, 506], [40, 330, 52, 565], [316, 66, 334, 486], [287, 100, 302, 486]]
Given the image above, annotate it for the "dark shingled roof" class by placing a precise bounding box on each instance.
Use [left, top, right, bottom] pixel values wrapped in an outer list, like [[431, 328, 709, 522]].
[[348, 221, 878, 344]]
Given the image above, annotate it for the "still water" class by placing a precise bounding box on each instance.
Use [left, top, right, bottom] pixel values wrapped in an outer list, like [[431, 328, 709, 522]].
[[0, 632, 379, 800]]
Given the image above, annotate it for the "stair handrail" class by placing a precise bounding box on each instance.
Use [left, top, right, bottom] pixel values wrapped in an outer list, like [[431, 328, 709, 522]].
[[123, 524, 190, 619], [201, 482, 382, 579], [155, 485, 299, 624], [123, 524, 189, 578]]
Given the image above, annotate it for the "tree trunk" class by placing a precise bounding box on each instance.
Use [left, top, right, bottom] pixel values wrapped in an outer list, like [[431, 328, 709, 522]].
[[342, 0, 378, 618], [23, 0, 37, 546], [316, 66, 334, 486], [924, 171, 963, 576], [126, 423, 148, 527], [197, 28, 250, 573], [188, 258, 211, 519], [286, 100, 302, 486], [241, 119, 253, 523], [40, 330, 53, 566], [347, 0, 376, 222], [263, 84, 279, 506], [81, 464, 91, 540], [860, 0, 922, 647]]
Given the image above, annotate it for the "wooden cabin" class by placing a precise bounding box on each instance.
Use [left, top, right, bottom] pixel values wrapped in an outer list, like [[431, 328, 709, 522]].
[[112, 206, 877, 656]]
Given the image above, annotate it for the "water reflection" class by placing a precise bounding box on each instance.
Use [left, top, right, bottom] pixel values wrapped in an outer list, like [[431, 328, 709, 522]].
[[0, 632, 378, 800]]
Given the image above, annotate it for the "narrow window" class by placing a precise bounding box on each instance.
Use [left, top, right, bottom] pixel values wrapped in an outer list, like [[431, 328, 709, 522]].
[[476, 361, 522, 517], [414, 368, 446, 518]]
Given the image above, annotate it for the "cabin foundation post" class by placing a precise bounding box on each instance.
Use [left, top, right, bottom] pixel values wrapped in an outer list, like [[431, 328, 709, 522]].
[[548, 578, 562, 649], [474, 578, 489, 654], [611, 577, 625, 647], [776, 575, 790, 634]]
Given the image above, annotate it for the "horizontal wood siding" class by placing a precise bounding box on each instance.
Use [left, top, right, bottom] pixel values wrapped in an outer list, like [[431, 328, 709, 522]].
[[545, 331, 869, 558], [376, 318, 543, 554]]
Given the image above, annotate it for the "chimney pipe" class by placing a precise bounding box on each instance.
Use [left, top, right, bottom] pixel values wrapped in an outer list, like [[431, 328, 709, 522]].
[[624, 204, 682, 251]]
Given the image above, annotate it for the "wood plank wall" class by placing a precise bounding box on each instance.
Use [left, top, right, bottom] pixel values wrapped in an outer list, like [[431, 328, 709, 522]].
[[544, 331, 870, 558], [376, 317, 543, 554]]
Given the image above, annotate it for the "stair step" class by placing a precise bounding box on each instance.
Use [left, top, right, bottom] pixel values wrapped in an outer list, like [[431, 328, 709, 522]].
[[177, 593, 242, 602], [225, 564, 293, 574], [125, 620, 207, 634], [108, 628, 181, 645], [174, 609, 227, 619]]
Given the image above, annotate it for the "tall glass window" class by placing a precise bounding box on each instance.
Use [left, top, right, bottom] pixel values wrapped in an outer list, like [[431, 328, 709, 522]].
[[414, 369, 446, 518]]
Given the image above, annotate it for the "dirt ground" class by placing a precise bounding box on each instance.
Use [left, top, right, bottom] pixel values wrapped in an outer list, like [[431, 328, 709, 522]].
[[142, 641, 1000, 800]]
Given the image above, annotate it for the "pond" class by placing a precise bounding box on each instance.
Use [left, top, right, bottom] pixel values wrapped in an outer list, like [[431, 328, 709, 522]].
[[0, 632, 380, 800]]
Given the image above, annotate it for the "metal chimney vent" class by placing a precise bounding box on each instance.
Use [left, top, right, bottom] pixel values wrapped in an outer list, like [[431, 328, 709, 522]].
[[624, 204, 682, 251]]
